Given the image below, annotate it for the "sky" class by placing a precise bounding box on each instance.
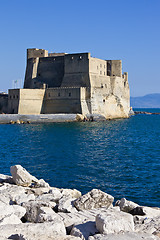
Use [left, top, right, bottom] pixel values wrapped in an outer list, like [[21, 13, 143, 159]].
[[0, 0, 159, 97]]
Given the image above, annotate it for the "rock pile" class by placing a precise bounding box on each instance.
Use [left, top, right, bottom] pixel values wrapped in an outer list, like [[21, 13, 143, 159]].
[[0, 165, 159, 240]]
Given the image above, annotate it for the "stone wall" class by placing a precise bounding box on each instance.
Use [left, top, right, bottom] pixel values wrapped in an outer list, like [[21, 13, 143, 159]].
[[0, 93, 8, 113], [42, 88, 82, 114], [8, 89, 45, 114]]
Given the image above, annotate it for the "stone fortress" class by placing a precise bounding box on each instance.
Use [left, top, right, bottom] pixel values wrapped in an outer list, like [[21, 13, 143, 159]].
[[7, 48, 130, 119]]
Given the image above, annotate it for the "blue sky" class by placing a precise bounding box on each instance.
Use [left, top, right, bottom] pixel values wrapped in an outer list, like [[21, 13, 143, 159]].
[[0, 0, 159, 96]]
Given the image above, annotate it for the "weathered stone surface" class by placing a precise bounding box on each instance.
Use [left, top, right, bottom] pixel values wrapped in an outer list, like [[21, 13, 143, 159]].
[[0, 173, 14, 184], [135, 215, 160, 235], [49, 188, 63, 201], [115, 198, 139, 212], [30, 187, 50, 196], [58, 207, 113, 232], [88, 232, 159, 240], [36, 178, 50, 188], [22, 200, 54, 222], [8, 233, 81, 240], [61, 188, 82, 199], [15, 193, 35, 205], [58, 196, 77, 213], [10, 165, 39, 187], [133, 206, 160, 218], [37, 207, 62, 223], [96, 209, 134, 234], [74, 189, 114, 211], [0, 183, 26, 203], [0, 202, 25, 220], [0, 222, 66, 239], [12, 205, 26, 219], [70, 221, 99, 240], [0, 214, 22, 225]]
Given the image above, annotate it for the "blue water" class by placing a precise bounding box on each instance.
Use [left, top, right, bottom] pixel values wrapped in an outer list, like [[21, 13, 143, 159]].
[[0, 109, 159, 207]]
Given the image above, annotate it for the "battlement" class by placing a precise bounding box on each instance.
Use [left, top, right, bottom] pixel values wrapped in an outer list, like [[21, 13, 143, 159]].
[[27, 48, 48, 59]]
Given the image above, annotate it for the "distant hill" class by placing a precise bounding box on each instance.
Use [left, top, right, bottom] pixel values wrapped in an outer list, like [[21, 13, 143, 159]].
[[130, 93, 160, 108]]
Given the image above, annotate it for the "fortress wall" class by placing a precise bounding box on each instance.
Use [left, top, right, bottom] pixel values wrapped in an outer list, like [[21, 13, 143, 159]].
[[0, 94, 8, 113], [8, 89, 45, 114], [18, 89, 45, 114], [89, 57, 107, 76], [107, 60, 122, 77], [8, 89, 20, 114], [24, 58, 38, 88], [36, 56, 64, 88], [62, 53, 90, 87], [42, 88, 82, 114], [27, 49, 48, 59]]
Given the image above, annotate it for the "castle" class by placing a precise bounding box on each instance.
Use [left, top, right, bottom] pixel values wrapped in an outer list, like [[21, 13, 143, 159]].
[[7, 48, 130, 119]]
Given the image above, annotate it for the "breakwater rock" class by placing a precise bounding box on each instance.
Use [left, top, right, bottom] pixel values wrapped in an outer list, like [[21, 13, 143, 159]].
[[0, 165, 159, 240], [134, 111, 160, 115]]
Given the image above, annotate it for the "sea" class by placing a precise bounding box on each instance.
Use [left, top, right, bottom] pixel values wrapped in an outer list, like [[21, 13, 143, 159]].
[[0, 108, 159, 207]]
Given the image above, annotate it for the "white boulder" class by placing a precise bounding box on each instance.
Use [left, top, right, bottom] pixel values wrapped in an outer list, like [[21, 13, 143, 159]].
[[115, 198, 139, 212], [0, 222, 66, 239], [88, 232, 159, 240], [37, 206, 62, 223], [15, 193, 35, 205], [70, 221, 98, 240], [22, 200, 54, 222], [10, 165, 39, 187], [74, 189, 114, 211], [0, 214, 22, 225], [58, 196, 77, 213], [96, 208, 134, 234]]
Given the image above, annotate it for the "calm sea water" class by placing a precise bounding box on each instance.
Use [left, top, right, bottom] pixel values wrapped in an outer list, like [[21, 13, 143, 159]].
[[0, 109, 159, 207]]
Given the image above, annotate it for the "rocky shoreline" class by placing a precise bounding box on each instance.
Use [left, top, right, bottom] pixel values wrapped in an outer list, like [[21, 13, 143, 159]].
[[0, 165, 159, 240], [134, 111, 160, 115]]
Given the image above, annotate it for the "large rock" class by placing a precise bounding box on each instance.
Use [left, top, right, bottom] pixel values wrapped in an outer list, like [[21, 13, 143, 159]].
[[135, 215, 160, 235], [70, 221, 98, 239], [0, 222, 66, 239], [130, 206, 160, 218], [61, 188, 82, 199], [37, 207, 62, 223], [88, 232, 159, 240], [58, 207, 115, 233], [10, 165, 39, 187], [115, 198, 139, 212], [0, 202, 26, 220], [96, 208, 134, 234], [74, 189, 114, 211], [22, 200, 55, 222], [58, 196, 77, 213], [49, 188, 63, 202], [0, 214, 22, 225], [15, 193, 35, 205], [0, 173, 14, 184], [0, 182, 26, 203]]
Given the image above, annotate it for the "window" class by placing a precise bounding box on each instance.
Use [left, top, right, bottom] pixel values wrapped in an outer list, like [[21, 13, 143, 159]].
[[101, 84, 103, 88], [58, 92, 60, 97], [104, 65, 105, 68], [100, 71, 102, 75], [97, 66, 98, 70], [104, 72, 105, 75], [103, 99, 105, 103], [69, 93, 71, 97], [100, 64, 102, 68], [48, 93, 50, 97]]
